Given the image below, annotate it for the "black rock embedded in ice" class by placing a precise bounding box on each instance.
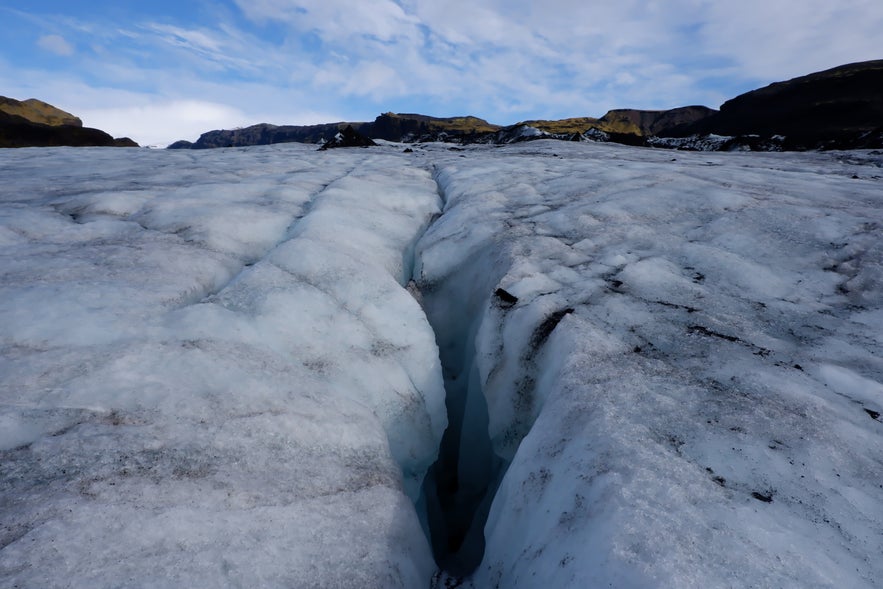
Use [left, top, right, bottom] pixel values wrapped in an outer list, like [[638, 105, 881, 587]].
[[319, 125, 377, 150], [493, 288, 518, 307], [529, 308, 574, 351], [752, 491, 774, 503]]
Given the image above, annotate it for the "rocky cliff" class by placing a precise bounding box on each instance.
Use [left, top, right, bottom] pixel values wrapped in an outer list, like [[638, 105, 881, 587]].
[[0, 96, 83, 127], [664, 60, 883, 149], [0, 96, 138, 148], [169, 60, 883, 152], [516, 106, 717, 144], [183, 122, 354, 149], [362, 112, 500, 141], [595, 106, 717, 136], [178, 113, 502, 149]]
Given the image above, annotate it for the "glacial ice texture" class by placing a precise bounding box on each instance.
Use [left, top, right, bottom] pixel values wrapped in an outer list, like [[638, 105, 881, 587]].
[[1, 140, 882, 588], [0, 145, 446, 588], [415, 143, 883, 588]]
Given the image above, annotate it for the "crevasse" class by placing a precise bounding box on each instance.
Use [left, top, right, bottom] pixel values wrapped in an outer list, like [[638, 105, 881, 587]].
[[410, 169, 508, 577]]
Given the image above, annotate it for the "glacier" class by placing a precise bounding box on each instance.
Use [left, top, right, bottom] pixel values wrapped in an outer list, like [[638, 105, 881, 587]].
[[1, 141, 881, 588]]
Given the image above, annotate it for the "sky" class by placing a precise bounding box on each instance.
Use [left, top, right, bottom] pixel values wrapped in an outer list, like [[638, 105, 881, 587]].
[[1, 0, 881, 147]]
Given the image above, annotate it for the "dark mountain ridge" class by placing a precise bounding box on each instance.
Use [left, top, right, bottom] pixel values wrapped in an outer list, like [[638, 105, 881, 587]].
[[173, 113, 503, 149], [365, 112, 500, 141], [0, 96, 137, 148], [165, 59, 883, 152], [182, 121, 355, 149], [662, 60, 883, 149], [596, 106, 717, 136], [0, 96, 83, 127]]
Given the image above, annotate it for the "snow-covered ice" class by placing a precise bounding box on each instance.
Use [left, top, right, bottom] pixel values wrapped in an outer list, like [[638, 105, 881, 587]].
[[1, 140, 882, 588], [0, 145, 445, 587], [414, 143, 883, 587]]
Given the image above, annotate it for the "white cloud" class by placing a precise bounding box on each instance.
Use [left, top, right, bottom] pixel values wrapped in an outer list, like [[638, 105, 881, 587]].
[[37, 34, 74, 56], [5, 0, 883, 142], [235, 0, 420, 43], [76, 100, 247, 146], [74, 95, 343, 147], [0, 56, 340, 146], [228, 0, 734, 116], [697, 0, 883, 80]]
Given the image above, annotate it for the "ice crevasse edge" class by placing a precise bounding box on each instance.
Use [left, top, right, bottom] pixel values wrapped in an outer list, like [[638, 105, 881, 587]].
[[0, 147, 447, 587], [416, 144, 883, 587], [1, 141, 882, 588]]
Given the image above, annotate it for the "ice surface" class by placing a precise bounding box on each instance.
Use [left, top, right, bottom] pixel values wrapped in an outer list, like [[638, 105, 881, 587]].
[[0, 144, 445, 587], [2, 140, 882, 588], [412, 142, 883, 587]]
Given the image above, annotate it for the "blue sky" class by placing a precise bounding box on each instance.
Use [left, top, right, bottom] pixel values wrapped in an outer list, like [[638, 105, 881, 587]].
[[1, 0, 880, 146]]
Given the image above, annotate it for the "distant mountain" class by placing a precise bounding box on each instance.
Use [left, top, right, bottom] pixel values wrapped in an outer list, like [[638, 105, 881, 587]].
[[319, 125, 377, 149], [593, 106, 718, 136], [180, 121, 356, 149], [169, 60, 883, 151], [0, 96, 138, 148], [0, 96, 83, 127], [364, 112, 500, 141], [514, 117, 600, 135], [174, 113, 502, 149], [663, 60, 883, 149], [512, 107, 718, 147], [174, 111, 700, 150]]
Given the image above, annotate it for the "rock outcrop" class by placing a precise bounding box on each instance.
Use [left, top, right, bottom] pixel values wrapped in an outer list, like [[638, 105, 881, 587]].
[[318, 125, 377, 149], [515, 117, 600, 135], [595, 106, 717, 136], [0, 96, 138, 148], [112, 137, 139, 147], [166, 140, 194, 150], [187, 122, 354, 149], [514, 107, 716, 143], [664, 60, 883, 149], [362, 113, 500, 142], [168, 60, 883, 152], [0, 96, 83, 127], [176, 113, 501, 149]]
